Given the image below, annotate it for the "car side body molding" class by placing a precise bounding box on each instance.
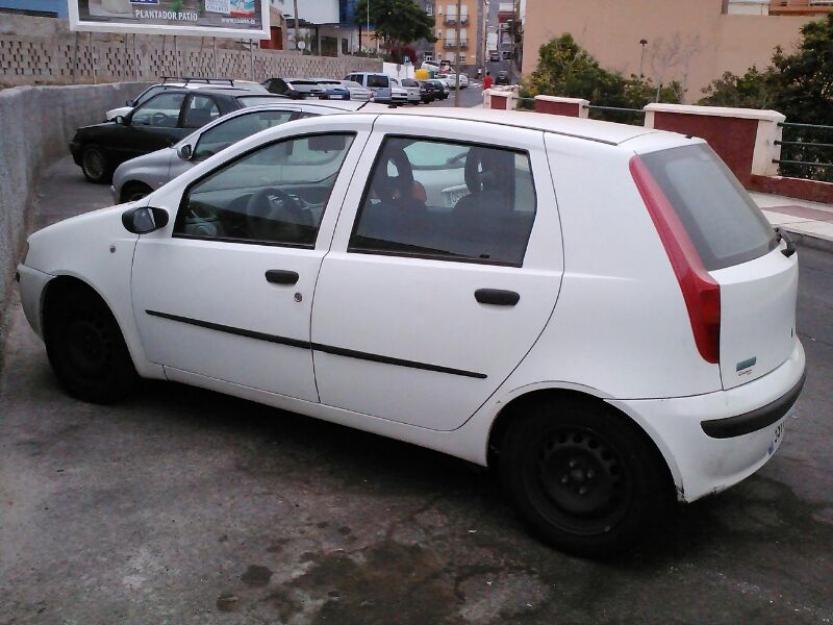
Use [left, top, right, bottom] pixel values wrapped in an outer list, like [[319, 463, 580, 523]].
[[145, 310, 488, 379]]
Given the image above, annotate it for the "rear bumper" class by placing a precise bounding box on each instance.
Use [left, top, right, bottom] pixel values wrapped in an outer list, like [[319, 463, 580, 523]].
[[610, 339, 806, 503]]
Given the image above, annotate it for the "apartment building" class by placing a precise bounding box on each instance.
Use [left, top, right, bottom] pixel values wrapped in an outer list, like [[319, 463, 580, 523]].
[[434, 0, 484, 70], [523, 0, 823, 101]]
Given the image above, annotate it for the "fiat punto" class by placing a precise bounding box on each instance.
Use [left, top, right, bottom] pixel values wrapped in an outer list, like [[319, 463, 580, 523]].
[[17, 109, 805, 556]]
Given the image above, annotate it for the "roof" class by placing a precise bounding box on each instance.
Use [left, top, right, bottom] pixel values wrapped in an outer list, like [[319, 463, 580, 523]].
[[370, 107, 657, 146]]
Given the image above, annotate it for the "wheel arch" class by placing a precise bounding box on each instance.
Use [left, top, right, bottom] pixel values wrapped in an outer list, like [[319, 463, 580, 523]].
[[486, 387, 681, 499]]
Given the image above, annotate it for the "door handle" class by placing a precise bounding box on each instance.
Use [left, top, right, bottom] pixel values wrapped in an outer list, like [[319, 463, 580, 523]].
[[475, 289, 520, 306], [265, 270, 299, 285]]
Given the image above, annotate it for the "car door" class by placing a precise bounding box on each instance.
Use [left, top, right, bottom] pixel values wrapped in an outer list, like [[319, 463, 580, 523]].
[[130, 117, 372, 401], [118, 91, 190, 162], [310, 117, 563, 431]]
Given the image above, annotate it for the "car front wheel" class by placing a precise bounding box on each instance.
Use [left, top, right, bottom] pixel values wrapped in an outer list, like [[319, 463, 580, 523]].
[[44, 283, 137, 404], [81, 147, 112, 183], [120, 181, 153, 203], [499, 397, 670, 558]]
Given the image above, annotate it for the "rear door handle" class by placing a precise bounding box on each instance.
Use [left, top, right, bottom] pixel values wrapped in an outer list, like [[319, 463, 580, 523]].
[[265, 270, 299, 285], [475, 289, 520, 306]]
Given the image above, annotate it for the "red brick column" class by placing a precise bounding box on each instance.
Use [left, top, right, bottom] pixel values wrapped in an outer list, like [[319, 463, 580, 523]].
[[534, 96, 589, 117]]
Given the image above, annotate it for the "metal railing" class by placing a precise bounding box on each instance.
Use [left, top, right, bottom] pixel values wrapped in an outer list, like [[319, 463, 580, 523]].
[[773, 122, 833, 174]]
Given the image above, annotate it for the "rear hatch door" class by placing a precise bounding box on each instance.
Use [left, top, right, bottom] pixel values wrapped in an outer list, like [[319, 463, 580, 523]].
[[639, 143, 797, 389]]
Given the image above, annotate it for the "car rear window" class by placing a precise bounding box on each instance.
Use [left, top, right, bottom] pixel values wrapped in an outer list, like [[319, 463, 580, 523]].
[[367, 75, 389, 88], [640, 144, 777, 271]]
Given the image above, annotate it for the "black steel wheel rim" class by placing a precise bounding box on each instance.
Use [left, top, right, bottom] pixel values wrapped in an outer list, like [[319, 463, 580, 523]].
[[83, 150, 104, 179], [65, 315, 111, 375], [529, 426, 633, 536]]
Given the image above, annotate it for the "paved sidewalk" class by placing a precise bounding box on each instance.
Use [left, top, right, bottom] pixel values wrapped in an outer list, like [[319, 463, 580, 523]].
[[753, 192, 833, 251]]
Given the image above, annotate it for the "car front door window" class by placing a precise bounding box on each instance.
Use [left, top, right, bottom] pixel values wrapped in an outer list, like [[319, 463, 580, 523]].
[[131, 92, 186, 127], [176, 132, 355, 247]]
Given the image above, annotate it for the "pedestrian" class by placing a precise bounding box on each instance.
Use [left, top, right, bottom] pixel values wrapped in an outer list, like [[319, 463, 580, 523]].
[[483, 70, 493, 90]]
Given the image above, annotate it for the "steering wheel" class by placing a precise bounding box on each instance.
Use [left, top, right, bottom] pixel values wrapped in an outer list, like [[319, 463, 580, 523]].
[[151, 112, 170, 126], [246, 187, 308, 241]]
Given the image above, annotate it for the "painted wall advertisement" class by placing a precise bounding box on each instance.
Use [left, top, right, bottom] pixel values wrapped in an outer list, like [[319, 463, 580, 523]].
[[69, 0, 270, 39]]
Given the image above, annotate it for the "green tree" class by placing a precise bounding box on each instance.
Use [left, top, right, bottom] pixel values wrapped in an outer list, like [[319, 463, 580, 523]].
[[519, 34, 680, 122], [354, 0, 436, 61], [699, 15, 833, 180]]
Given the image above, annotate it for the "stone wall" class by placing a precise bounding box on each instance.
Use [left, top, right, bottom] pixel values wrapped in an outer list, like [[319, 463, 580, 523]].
[[0, 15, 383, 87], [0, 82, 147, 349]]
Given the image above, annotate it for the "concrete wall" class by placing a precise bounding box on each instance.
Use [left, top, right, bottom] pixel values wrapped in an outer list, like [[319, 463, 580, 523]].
[[0, 14, 383, 87], [522, 0, 818, 101], [0, 82, 146, 346]]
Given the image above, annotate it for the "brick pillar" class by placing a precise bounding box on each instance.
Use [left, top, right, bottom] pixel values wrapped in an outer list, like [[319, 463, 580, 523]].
[[644, 103, 785, 187], [534, 95, 589, 118]]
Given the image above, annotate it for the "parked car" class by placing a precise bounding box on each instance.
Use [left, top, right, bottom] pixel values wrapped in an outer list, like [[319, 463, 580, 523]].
[[495, 70, 510, 85], [20, 108, 804, 558], [437, 72, 469, 88], [427, 78, 450, 100], [339, 79, 373, 101], [399, 78, 423, 104], [112, 100, 372, 203], [312, 78, 351, 101], [262, 77, 326, 100], [417, 80, 438, 103], [344, 72, 408, 105], [106, 77, 267, 121], [70, 89, 286, 183], [489, 50, 500, 62]]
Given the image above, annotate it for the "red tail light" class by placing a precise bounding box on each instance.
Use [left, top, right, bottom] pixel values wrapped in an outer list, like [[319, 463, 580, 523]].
[[630, 156, 721, 364]]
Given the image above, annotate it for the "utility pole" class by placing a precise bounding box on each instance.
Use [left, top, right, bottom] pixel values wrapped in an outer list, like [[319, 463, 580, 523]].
[[481, 0, 488, 80], [454, 0, 461, 106], [293, 0, 300, 50]]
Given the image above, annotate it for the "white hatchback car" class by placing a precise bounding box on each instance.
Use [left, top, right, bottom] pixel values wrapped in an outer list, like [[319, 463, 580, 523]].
[[17, 109, 805, 556]]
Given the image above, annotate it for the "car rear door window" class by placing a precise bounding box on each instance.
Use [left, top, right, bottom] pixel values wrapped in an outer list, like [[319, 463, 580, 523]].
[[349, 137, 536, 266], [640, 144, 777, 270], [131, 92, 187, 127], [193, 109, 296, 161], [175, 133, 355, 247], [182, 94, 222, 128]]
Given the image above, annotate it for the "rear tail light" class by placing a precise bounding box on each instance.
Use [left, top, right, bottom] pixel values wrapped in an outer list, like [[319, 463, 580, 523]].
[[629, 156, 721, 364]]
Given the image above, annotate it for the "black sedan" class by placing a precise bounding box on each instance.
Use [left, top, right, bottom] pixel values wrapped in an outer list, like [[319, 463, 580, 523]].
[[69, 89, 285, 183], [261, 77, 326, 100]]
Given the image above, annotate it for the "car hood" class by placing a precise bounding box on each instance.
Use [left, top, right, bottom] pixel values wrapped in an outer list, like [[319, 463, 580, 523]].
[[106, 105, 133, 120], [113, 147, 177, 180]]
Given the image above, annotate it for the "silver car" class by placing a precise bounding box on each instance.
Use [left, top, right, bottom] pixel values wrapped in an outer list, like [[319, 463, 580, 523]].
[[339, 79, 373, 101], [111, 100, 370, 203]]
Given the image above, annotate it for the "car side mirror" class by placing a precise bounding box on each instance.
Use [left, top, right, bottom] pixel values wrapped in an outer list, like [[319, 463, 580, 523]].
[[177, 144, 193, 160], [121, 206, 169, 234], [114, 115, 128, 125], [126, 98, 135, 106]]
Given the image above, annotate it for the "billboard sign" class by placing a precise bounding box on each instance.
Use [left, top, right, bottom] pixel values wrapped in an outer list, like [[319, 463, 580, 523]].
[[68, 0, 270, 39]]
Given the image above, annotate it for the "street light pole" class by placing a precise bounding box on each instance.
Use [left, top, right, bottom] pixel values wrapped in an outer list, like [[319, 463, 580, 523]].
[[639, 38, 648, 77], [454, 0, 461, 106]]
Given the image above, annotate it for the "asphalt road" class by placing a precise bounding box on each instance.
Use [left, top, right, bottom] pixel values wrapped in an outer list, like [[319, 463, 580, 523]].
[[1, 157, 832, 625]]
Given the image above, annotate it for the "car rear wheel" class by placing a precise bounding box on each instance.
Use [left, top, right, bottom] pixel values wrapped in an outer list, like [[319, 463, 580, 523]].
[[120, 182, 153, 203], [44, 283, 137, 404], [499, 397, 669, 558], [81, 147, 112, 183]]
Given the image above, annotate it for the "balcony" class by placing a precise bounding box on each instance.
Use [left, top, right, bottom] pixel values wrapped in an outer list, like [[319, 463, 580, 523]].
[[443, 11, 468, 24], [769, 0, 833, 14], [443, 39, 469, 49]]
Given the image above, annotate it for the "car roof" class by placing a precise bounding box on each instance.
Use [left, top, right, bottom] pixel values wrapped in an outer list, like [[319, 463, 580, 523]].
[[351, 108, 658, 146]]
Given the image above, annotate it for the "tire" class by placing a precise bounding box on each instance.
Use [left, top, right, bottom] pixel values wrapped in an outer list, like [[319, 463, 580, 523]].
[[120, 182, 153, 203], [44, 284, 137, 404], [81, 146, 112, 183], [499, 397, 670, 558]]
